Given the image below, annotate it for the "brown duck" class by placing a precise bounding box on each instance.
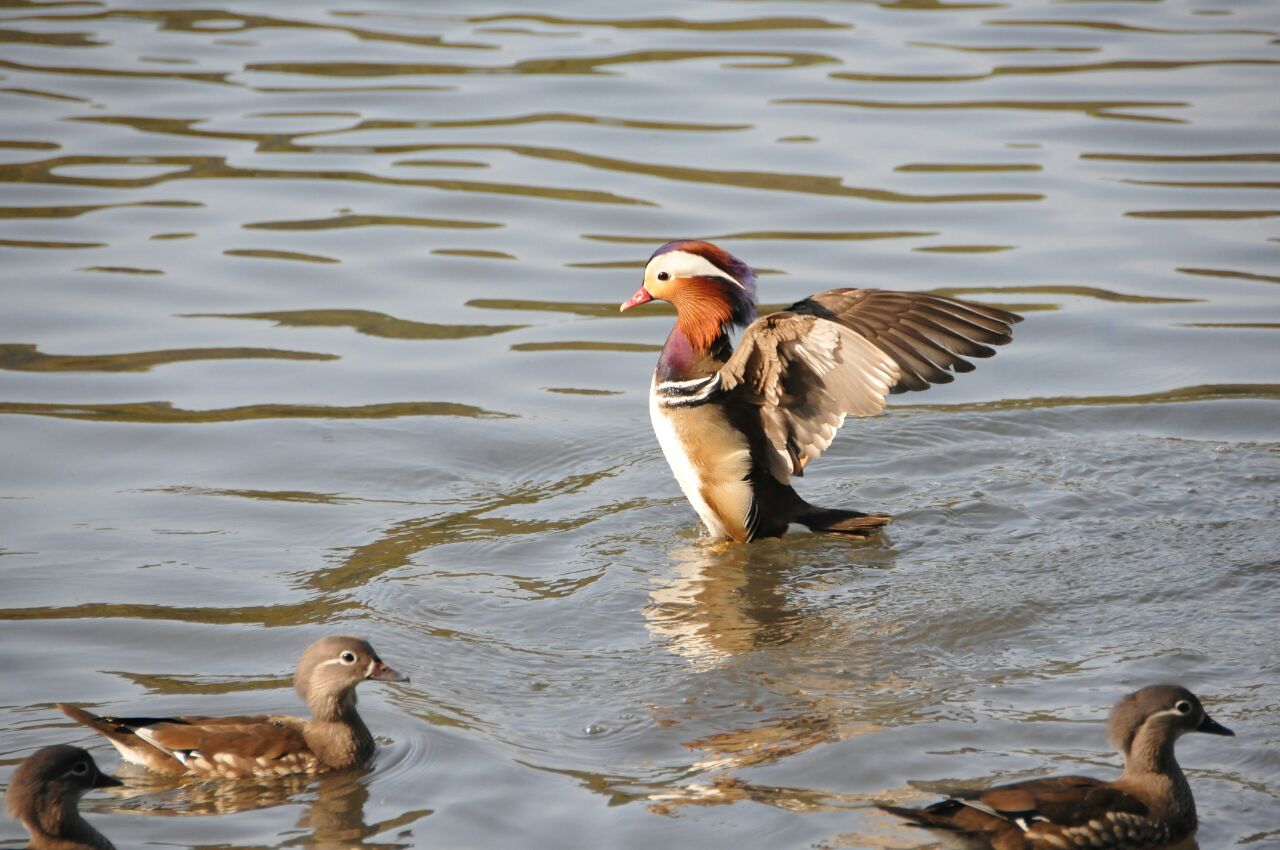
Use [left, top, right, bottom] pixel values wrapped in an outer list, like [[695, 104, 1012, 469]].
[[5, 745, 121, 850], [879, 685, 1234, 849], [58, 636, 407, 780], [621, 240, 1021, 542]]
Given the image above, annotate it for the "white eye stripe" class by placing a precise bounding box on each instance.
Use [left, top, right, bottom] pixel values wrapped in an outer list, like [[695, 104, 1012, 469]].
[[648, 251, 744, 290]]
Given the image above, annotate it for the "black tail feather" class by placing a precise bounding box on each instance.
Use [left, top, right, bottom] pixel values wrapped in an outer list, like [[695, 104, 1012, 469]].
[[796, 505, 891, 536]]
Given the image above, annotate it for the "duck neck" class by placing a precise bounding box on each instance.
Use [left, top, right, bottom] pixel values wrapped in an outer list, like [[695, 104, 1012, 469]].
[[23, 794, 111, 850], [1120, 728, 1195, 828], [306, 688, 375, 770], [657, 323, 733, 383]]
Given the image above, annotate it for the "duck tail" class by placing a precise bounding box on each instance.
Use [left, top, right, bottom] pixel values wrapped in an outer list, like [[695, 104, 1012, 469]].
[[796, 504, 891, 536], [877, 803, 967, 832]]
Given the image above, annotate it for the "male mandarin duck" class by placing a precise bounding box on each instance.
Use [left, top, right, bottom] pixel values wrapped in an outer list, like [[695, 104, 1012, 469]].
[[58, 636, 406, 780], [620, 240, 1022, 541], [879, 685, 1235, 850], [5, 745, 121, 850]]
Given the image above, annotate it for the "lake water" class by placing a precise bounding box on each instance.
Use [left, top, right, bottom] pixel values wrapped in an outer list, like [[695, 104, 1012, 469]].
[[1, 1, 1277, 848]]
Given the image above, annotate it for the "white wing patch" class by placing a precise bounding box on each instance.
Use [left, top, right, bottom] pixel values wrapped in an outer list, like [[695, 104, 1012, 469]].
[[741, 320, 899, 484]]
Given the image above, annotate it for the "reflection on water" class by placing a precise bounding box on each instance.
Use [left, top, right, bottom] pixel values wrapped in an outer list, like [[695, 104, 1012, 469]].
[[2, 0, 1278, 848]]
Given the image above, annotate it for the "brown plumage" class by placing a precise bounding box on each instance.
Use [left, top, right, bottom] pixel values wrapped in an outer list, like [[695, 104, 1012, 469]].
[[5, 745, 121, 850], [58, 636, 407, 780], [621, 240, 1022, 541], [878, 685, 1235, 849]]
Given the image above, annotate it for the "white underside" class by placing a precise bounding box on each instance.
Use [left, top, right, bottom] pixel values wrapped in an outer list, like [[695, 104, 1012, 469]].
[[649, 378, 753, 540]]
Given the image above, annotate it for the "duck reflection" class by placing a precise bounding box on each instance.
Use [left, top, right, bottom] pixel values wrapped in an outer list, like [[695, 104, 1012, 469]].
[[643, 537, 909, 813], [107, 766, 431, 848]]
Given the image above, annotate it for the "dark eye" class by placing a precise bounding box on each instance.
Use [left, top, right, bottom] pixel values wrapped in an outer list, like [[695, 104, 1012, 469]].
[[340, 651, 357, 664], [1175, 700, 1192, 715], [656, 271, 670, 281], [70, 762, 89, 776]]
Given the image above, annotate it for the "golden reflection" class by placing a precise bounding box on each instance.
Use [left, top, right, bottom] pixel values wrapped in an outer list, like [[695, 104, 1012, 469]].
[[0, 599, 354, 627], [182, 308, 525, 340], [244, 213, 502, 230], [309, 466, 638, 591], [77, 266, 164, 275], [1126, 209, 1280, 219], [582, 231, 938, 243], [1083, 152, 1280, 163], [897, 383, 1280, 413], [0, 153, 653, 206], [0, 400, 512, 424], [463, 14, 850, 32], [247, 48, 839, 77], [224, 248, 339, 264], [1177, 267, 1280, 285], [0, 238, 105, 249], [0, 343, 337, 373], [830, 58, 1280, 84], [930, 284, 1199, 304], [430, 248, 514, 259], [895, 163, 1040, 172], [913, 245, 1013, 253], [987, 18, 1275, 37], [0, 200, 201, 219], [780, 96, 1187, 124], [106, 766, 431, 846], [23, 8, 489, 52]]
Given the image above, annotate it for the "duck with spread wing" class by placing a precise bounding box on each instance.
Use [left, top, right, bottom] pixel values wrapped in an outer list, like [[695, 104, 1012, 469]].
[[620, 240, 1022, 542]]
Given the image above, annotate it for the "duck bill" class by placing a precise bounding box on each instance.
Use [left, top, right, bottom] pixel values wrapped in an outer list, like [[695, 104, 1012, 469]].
[[94, 772, 124, 789], [1196, 713, 1234, 736], [620, 286, 653, 312], [369, 661, 409, 684]]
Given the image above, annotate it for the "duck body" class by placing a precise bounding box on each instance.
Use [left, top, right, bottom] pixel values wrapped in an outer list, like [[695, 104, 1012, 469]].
[[623, 241, 1022, 542], [879, 685, 1234, 850], [58, 637, 406, 780], [4, 745, 121, 850]]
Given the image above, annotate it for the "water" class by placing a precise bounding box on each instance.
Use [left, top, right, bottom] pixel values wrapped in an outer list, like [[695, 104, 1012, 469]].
[[1, 1, 1278, 848]]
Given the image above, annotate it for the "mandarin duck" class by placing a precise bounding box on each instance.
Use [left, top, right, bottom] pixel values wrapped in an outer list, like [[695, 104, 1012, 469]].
[[58, 636, 407, 779], [879, 685, 1234, 850], [5, 745, 121, 850], [620, 240, 1022, 541]]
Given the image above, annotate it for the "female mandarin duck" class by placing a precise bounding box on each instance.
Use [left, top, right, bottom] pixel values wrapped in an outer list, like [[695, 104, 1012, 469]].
[[5, 746, 121, 850], [879, 685, 1234, 850], [621, 240, 1022, 541], [58, 636, 406, 779]]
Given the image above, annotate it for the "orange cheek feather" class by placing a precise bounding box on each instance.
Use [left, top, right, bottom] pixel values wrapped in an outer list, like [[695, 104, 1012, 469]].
[[672, 277, 734, 351]]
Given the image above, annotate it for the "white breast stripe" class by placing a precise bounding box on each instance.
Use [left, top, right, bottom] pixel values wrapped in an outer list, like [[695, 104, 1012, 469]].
[[656, 375, 722, 407]]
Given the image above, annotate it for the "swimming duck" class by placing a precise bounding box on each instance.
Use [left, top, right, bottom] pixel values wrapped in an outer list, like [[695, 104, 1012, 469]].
[[879, 685, 1234, 850], [5, 745, 121, 850], [620, 240, 1021, 541], [58, 636, 407, 779]]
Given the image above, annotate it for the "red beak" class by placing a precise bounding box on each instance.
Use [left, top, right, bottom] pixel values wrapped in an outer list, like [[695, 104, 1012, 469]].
[[620, 286, 654, 312]]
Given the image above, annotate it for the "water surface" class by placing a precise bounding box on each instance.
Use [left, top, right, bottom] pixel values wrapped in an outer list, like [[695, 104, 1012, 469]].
[[1, 1, 1278, 848]]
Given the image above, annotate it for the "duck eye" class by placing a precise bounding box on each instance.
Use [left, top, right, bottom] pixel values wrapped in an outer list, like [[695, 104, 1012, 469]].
[[656, 271, 670, 281], [339, 651, 357, 664], [70, 762, 89, 776], [1175, 700, 1192, 715]]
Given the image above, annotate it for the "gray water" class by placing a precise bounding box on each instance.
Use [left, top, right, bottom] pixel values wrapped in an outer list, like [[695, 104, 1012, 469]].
[[1, 1, 1278, 848]]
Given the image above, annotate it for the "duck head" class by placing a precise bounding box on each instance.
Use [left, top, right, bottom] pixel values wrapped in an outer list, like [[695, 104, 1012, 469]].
[[620, 240, 758, 352], [1108, 684, 1233, 760], [4, 745, 121, 824], [294, 636, 408, 716]]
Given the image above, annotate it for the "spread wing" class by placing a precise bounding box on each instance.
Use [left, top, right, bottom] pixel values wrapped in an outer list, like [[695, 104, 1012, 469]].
[[719, 288, 1021, 483]]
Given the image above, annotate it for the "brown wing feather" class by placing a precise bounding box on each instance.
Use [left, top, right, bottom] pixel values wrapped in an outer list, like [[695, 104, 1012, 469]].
[[970, 775, 1150, 825], [794, 289, 1021, 394], [720, 311, 900, 483], [720, 288, 1021, 483]]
